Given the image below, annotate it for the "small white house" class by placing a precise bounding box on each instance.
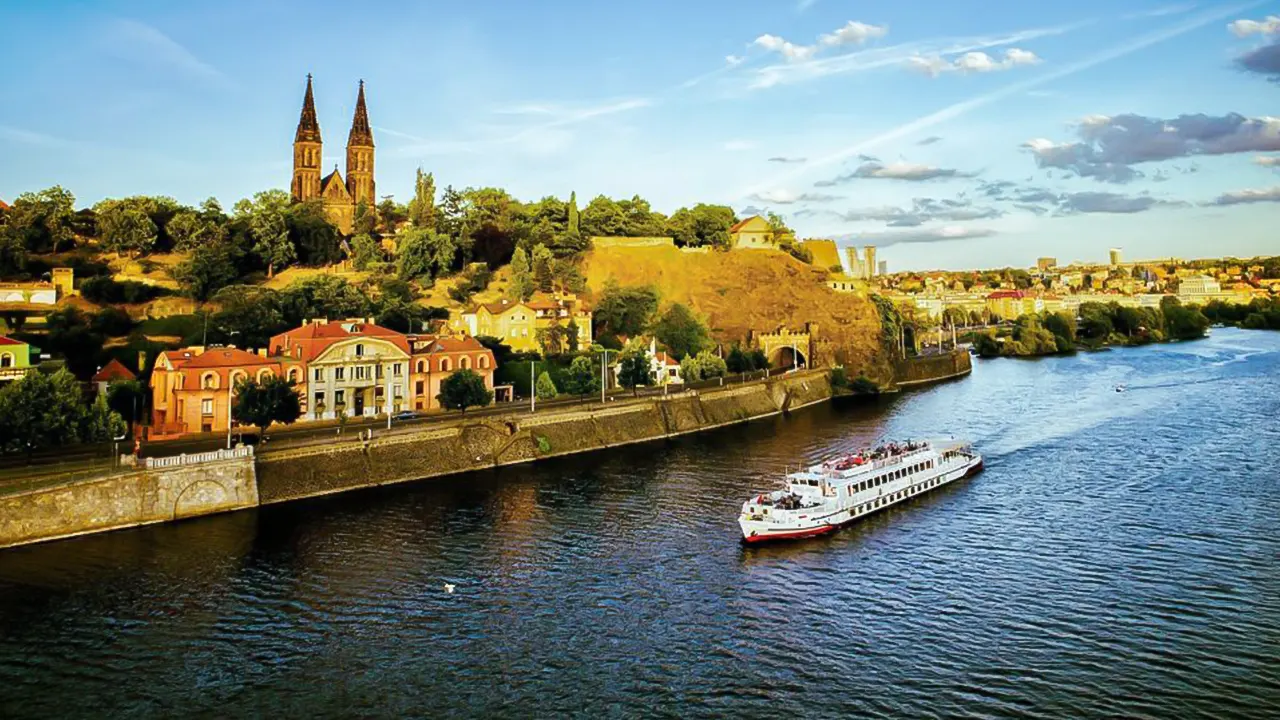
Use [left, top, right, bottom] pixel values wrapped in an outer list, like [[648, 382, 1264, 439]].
[[611, 338, 683, 387]]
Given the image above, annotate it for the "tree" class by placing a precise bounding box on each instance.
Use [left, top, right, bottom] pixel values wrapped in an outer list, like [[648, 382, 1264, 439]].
[[616, 351, 654, 396], [535, 370, 558, 400], [563, 355, 599, 397], [693, 349, 727, 379], [680, 354, 702, 383], [1042, 311, 1077, 345], [106, 379, 145, 428], [95, 198, 159, 256], [82, 393, 127, 443], [210, 285, 287, 348], [536, 323, 573, 356], [232, 375, 302, 433], [172, 242, 240, 301], [278, 275, 372, 326], [236, 190, 295, 277], [168, 210, 225, 251], [665, 204, 736, 248], [397, 227, 455, 282], [0, 368, 94, 454], [436, 368, 493, 413], [352, 201, 377, 236], [509, 246, 534, 301], [651, 303, 711, 360], [4, 185, 76, 254], [377, 197, 408, 236], [350, 233, 383, 270], [288, 199, 341, 266], [567, 191, 581, 236], [593, 281, 659, 342], [564, 317, 581, 353], [532, 243, 555, 292], [461, 187, 522, 267], [407, 168, 437, 229], [726, 345, 749, 374]]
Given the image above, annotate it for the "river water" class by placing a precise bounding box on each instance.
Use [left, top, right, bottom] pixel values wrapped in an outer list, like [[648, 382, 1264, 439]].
[[2, 329, 1279, 718]]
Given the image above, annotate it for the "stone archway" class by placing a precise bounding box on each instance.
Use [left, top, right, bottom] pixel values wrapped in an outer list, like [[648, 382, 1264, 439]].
[[767, 345, 808, 370], [172, 479, 231, 519], [751, 323, 816, 370]]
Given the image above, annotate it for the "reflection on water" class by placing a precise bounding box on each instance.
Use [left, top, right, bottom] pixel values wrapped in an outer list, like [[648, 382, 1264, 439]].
[[1, 329, 1279, 718]]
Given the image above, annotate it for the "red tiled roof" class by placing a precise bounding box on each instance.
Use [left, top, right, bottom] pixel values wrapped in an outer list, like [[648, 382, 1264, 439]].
[[181, 347, 275, 369], [728, 216, 760, 233], [0, 335, 23, 346], [270, 320, 410, 362], [655, 351, 681, 367], [986, 290, 1026, 299], [0, 199, 9, 211], [426, 336, 488, 354], [92, 358, 136, 383]]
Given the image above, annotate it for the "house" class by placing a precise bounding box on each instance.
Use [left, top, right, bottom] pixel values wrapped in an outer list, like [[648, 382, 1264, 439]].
[[986, 290, 1042, 320], [729, 215, 776, 250], [407, 334, 497, 411], [91, 358, 137, 396], [0, 335, 35, 383], [269, 318, 410, 421], [149, 346, 285, 436], [611, 338, 683, 387], [460, 294, 593, 354]]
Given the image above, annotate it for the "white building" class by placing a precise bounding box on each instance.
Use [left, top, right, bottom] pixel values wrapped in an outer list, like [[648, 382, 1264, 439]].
[[611, 338, 683, 387]]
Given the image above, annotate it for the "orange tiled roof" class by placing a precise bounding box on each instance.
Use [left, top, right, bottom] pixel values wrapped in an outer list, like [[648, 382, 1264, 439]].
[[728, 216, 760, 233], [91, 358, 136, 383], [0, 335, 23, 346], [181, 347, 276, 369]]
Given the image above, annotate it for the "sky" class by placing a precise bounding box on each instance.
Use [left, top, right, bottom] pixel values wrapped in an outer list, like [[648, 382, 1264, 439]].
[[1, 0, 1278, 271]]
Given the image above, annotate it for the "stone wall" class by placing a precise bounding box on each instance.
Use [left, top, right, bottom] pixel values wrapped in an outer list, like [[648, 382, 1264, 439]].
[[0, 454, 258, 549], [894, 350, 972, 387], [256, 372, 833, 504]]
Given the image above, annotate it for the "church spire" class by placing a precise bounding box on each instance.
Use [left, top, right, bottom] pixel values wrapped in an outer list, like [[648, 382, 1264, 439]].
[[347, 79, 373, 147], [295, 73, 321, 143]]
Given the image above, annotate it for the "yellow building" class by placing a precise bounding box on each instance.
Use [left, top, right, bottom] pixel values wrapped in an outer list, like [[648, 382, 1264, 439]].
[[461, 295, 593, 353], [729, 216, 777, 250], [986, 290, 1043, 320], [801, 239, 841, 269]]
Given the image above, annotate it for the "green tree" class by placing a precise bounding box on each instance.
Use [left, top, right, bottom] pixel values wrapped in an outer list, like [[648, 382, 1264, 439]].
[[81, 393, 127, 443], [1042, 311, 1077, 345], [210, 285, 287, 348], [288, 199, 341, 266], [680, 354, 702, 383], [352, 201, 377, 236], [726, 345, 749, 374], [651, 303, 711, 360], [0, 368, 93, 454], [396, 226, 455, 283], [278, 275, 373, 325], [693, 349, 727, 379], [532, 243, 555, 292], [567, 191, 581, 235], [461, 187, 522, 267], [350, 233, 383, 270], [95, 198, 159, 256], [535, 370, 558, 400], [665, 204, 736, 248], [436, 368, 493, 413], [235, 190, 295, 277], [106, 379, 145, 427], [168, 209, 225, 251], [4, 185, 77, 254], [509, 246, 534, 301], [172, 242, 240, 301], [407, 168, 437, 229], [616, 351, 654, 396], [231, 375, 302, 433], [563, 355, 599, 397], [377, 197, 408, 236], [593, 281, 659, 343]]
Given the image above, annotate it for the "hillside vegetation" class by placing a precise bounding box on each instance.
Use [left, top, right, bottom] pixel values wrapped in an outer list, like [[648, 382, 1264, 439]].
[[582, 245, 893, 381]]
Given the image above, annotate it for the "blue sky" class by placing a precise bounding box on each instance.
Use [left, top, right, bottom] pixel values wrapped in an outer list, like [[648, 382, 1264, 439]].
[[1, 0, 1278, 271]]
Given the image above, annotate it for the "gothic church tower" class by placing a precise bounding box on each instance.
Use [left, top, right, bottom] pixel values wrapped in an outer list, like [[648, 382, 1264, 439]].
[[346, 80, 376, 206], [291, 74, 322, 202]]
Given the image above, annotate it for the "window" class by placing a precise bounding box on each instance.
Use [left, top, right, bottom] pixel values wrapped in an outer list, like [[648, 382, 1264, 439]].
[[335, 367, 345, 381], [355, 343, 364, 357], [288, 368, 299, 383], [478, 355, 490, 369], [314, 392, 324, 407], [393, 363, 402, 377], [460, 356, 470, 370], [201, 398, 213, 415], [0, 353, 11, 368], [356, 366, 366, 381], [376, 365, 383, 380], [201, 372, 217, 390], [314, 367, 324, 382], [257, 369, 272, 382], [415, 380, 424, 394], [440, 358, 452, 372], [335, 390, 345, 405], [415, 360, 425, 373]]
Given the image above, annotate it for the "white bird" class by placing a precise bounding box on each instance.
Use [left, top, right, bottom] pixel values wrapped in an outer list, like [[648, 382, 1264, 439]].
[[444, 583, 456, 594]]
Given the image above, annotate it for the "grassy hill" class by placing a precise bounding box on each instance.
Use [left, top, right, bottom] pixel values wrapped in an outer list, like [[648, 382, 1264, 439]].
[[581, 245, 894, 382]]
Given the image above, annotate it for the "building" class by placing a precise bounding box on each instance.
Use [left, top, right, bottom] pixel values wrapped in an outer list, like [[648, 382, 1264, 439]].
[[878, 260, 888, 276], [611, 338, 683, 387], [150, 347, 284, 436], [0, 268, 74, 310], [459, 295, 593, 354], [1109, 248, 1123, 267], [801, 239, 841, 269], [269, 319, 409, 421], [844, 247, 864, 278], [1037, 257, 1057, 271], [728, 216, 777, 250], [0, 335, 34, 383], [290, 75, 375, 234], [986, 290, 1043, 320], [828, 274, 861, 293], [407, 334, 496, 411], [864, 246, 877, 279], [91, 358, 136, 396]]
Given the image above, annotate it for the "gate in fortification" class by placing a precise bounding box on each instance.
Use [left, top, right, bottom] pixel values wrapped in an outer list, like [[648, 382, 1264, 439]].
[[751, 324, 816, 370]]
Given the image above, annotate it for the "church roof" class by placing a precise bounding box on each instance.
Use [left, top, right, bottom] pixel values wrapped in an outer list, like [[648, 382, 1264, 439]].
[[321, 167, 351, 200], [295, 74, 322, 144], [348, 80, 374, 147]]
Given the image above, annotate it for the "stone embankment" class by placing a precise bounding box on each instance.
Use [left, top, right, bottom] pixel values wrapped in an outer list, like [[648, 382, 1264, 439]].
[[893, 351, 972, 388], [256, 371, 832, 503], [0, 448, 257, 549]]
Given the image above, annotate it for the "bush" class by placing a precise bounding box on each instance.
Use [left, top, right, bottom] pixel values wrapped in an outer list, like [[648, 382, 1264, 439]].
[[90, 307, 134, 337], [80, 276, 165, 304], [829, 367, 850, 391], [850, 376, 880, 395]]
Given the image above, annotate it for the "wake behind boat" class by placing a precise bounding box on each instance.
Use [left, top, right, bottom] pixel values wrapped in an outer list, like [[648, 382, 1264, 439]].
[[738, 439, 983, 543]]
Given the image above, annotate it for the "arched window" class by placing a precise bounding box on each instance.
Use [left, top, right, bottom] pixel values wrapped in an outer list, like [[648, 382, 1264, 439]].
[[288, 368, 300, 383], [415, 360, 425, 373], [257, 368, 273, 382], [230, 370, 247, 387], [202, 372, 218, 390], [478, 355, 490, 369], [460, 356, 470, 370], [0, 353, 11, 368], [440, 357, 452, 372]]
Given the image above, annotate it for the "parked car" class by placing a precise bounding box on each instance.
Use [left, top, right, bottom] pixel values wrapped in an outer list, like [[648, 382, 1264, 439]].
[[392, 410, 419, 421]]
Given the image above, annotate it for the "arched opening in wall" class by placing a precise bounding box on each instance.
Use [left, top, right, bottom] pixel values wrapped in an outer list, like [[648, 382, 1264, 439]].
[[202, 372, 218, 390], [478, 355, 490, 370], [257, 369, 273, 383], [416, 360, 425, 373], [0, 353, 11, 368], [768, 346, 808, 371], [229, 371, 247, 389], [288, 368, 300, 383], [440, 358, 451, 372], [460, 356, 470, 370]]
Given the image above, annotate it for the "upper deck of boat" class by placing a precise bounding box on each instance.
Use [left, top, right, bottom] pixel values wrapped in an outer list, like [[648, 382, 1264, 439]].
[[786, 440, 971, 486]]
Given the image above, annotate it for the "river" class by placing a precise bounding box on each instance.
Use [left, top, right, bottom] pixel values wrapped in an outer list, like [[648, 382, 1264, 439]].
[[1, 328, 1278, 718]]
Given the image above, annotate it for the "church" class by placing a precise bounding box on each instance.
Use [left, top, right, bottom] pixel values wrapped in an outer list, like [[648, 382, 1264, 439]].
[[290, 75, 375, 234]]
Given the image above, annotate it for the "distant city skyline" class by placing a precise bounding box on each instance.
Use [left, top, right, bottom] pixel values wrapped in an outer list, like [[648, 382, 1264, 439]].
[[2, 0, 1278, 271]]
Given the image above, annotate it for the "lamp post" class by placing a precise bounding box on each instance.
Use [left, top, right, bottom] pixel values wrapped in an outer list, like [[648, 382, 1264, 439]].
[[600, 349, 609, 404], [530, 361, 536, 413], [226, 373, 234, 449]]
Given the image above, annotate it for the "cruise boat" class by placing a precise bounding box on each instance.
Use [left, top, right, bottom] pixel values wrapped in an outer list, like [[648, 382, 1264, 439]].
[[738, 439, 983, 543]]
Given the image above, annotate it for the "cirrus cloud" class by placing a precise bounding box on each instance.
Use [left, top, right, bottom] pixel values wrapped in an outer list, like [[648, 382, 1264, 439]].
[[815, 161, 978, 185], [836, 225, 998, 248], [747, 189, 842, 204]]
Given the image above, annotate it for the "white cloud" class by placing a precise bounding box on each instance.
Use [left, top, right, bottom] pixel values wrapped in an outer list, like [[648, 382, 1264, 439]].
[[1228, 15, 1280, 37], [748, 189, 841, 204], [819, 21, 889, 48], [908, 48, 1042, 76], [837, 225, 998, 247], [102, 18, 232, 87], [737, 3, 1248, 200], [1210, 186, 1280, 204], [726, 55, 745, 67], [753, 33, 817, 62], [723, 139, 756, 151], [1256, 156, 1280, 166]]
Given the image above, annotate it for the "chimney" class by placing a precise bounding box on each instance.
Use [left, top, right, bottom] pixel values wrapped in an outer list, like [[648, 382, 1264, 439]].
[[257, 349, 267, 357]]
